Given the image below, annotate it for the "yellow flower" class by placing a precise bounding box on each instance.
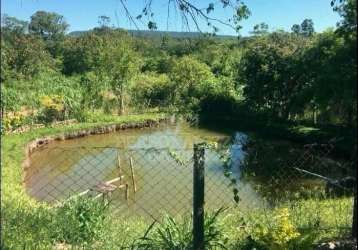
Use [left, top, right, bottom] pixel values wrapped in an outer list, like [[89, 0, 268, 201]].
[[271, 208, 300, 246], [40, 95, 64, 111]]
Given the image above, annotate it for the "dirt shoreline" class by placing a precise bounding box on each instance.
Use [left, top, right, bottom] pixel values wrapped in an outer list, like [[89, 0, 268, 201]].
[[24, 117, 169, 158]]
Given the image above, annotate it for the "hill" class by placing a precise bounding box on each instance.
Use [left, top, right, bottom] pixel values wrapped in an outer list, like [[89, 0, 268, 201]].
[[68, 29, 237, 40]]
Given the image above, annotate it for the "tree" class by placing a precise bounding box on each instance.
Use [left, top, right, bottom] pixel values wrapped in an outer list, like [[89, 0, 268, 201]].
[[131, 73, 171, 107], [291, 24, 301, 35], [238, 33, 310, 120], [62, 29, 140, 114], [1, 35, 57, 81], [94, 15, 113, 34], [29, 11, 69, 40], [331, 0, 357, 33], [170, 56, 216, 110], [97, 31, 141, 114], [98, 15, 111, 28], [1, 14, 28, 35], [300, 19, 315, 37], [302, 30, 356, 126], [251, 22, 269, 36]]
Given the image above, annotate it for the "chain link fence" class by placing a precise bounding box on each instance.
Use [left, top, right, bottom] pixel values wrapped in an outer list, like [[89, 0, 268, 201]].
[[25, 143, 238, 221], [24, 136, 356, 235]]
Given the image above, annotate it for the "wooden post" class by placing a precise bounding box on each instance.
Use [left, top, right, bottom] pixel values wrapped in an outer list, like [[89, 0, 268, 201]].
[[125, 183, 129, 201], [117, 151, 122, 184], [129, 157, 137, 193], [193, 143, 205, 250]]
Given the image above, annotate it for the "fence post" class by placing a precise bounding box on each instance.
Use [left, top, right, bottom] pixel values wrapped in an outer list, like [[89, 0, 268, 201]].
[[352, 145, 357, 239], [353, 191, 357, 238], [193, 143, 205, 250]]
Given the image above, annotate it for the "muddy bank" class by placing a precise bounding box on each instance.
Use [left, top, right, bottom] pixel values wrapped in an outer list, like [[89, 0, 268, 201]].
[[24, 118, 169, 157]]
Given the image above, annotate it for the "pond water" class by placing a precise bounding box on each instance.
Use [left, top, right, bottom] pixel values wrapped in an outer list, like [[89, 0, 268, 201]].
[[25, 120, 320, 218]]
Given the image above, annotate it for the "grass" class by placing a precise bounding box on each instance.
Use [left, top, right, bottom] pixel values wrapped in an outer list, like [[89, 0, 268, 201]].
[[222, 197, 353, 246], [1, 111, 354, 249]]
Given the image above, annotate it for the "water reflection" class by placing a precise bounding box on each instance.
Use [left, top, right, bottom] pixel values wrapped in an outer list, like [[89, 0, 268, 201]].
[[25, 122, 263, 218]]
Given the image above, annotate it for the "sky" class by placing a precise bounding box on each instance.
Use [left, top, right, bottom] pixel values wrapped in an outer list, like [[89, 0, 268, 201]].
[[1, 0, 341, 36]]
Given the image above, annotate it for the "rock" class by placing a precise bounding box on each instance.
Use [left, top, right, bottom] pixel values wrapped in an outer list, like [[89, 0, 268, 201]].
[[326, 176, 356, 197], [316, 239, 357, 250]]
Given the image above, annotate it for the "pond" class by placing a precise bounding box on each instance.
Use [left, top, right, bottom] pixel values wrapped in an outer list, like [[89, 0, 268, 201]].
[[24, 120, 340, 219]]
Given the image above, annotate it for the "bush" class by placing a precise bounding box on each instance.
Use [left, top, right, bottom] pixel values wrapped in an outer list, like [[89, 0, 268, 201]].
[[130, 73, 172, 108], [238, 208, 302, 250], [52, 196, 108, 245], [37, 94, 65, 123], [133, 208, 227, 249], [169, 56, 216, 112], [2, 86, 22, 112], [3, 113, 26, 131]]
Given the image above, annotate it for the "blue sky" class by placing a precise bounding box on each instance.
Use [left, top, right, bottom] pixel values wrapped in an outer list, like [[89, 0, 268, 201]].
[[1, 0, 341, 36]]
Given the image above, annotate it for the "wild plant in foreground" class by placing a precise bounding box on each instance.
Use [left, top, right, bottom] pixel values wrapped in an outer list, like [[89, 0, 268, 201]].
[[52, 196, 109, 246], [132, 207, 228, 250]]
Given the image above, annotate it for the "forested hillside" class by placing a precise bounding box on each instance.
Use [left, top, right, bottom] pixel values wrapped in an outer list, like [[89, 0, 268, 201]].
[[1, 0, 356, 133], [69, 29, 237, 39]]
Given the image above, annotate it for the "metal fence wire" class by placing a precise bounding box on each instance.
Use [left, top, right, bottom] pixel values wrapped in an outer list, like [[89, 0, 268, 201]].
[[24, 139, 356, 234]]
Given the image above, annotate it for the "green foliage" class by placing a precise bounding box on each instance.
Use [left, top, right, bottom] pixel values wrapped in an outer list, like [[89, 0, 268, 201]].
[[79, 71, 108, 110], [1, 86, 21, 112], [142, 49, 172, 73], [332, 0, 357, 34], [133, 208, 227, 249], [300, 19, 315, 37], [52, 196, 108, 245], [235, 26, 356, 127], [301, 30, 357, 126], [251, 22, 269, 36], [2, 112, 27, 131], [1, 14, 28, 35], [35, 74, 85, 121], [1, 34, 58, 81], [2, 5, 355, 127], [37, 94, 65, 123], [238, 32, 308, 120], [131, 72, 172, 108], [29, 11, 69, 40], [225, 197, 353, 250], [170, 56, 216, 111], [63, 29, 142, 114]]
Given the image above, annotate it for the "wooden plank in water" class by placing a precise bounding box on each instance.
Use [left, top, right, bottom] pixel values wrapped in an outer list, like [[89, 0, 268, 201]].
[[125, 183, 129, 200], [91, 182, 117, 193], [129, 157, 137, 193], [93, 184, 126, 200], [117, 151, 122, 183], [59, 176, 125, 205], [106, 176, 124, 185]]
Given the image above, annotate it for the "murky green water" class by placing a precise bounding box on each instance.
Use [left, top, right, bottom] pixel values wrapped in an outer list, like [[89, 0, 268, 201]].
[[25, 122, 273, 218]]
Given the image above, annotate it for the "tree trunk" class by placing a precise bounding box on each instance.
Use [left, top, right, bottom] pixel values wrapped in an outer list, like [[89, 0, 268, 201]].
[[313, 108, 317, 125], [347, 105, 353, 127]]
